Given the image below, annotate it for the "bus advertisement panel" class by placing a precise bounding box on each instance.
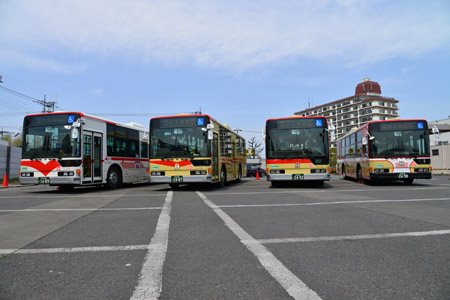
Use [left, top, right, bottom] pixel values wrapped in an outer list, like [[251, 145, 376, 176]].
[[265, 116, 330, 186], [337, 119, 432, 184], [20, 112, 150, 190], [149, 114, 246, 188]]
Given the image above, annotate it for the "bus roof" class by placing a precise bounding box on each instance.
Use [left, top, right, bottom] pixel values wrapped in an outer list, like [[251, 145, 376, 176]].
[[150, 114, 245, 140], [266, 115, 327, 123], [24, 111, 148, 131], [336, 118, 428, 141]]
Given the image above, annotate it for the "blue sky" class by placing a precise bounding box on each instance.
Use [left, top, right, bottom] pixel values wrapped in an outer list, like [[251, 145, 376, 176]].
[[1, 0, 450, 145]]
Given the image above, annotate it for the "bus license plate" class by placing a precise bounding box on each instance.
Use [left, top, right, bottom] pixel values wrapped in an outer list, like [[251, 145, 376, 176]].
[[171, 176, 183, 183], [38, 177, 50, 184], [397, 173, 408, 179], [292, 174, 304, 181]]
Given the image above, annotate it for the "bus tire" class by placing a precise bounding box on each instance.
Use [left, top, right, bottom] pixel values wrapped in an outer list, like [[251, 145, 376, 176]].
[[403, 178, 414, 185], [357, 165, 362, 183], [58, 185, 74, 192], [169, 183, 180, 190], [219, 166, 227, 187], [342, 164, 347, 179], [237, 165, 242, 182], [106, 166, 121, 189]]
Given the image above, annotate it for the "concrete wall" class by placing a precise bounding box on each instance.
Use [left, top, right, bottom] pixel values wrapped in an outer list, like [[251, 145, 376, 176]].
[[0, 142, 22, 179]]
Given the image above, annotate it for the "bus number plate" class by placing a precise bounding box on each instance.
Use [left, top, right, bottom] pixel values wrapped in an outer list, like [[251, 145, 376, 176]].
[[292, 174, 304, 181], [171, 176, 183, 183], [397, 173, 408, 179], [38, 177, 50, 184]]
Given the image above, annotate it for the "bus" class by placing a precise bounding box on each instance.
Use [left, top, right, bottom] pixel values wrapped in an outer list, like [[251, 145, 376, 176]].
[[20, 112, 150, 190], [265, 116, 331, 186], [336, 119, 432, 184], [149, 114, 246, 188]]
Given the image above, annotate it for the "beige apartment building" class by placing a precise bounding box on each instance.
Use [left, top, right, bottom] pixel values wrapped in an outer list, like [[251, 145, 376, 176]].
[[294, 78, 399, 144]]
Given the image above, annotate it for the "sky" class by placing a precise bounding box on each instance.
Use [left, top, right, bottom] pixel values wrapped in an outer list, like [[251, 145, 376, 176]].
[[1, 0, 450, 147]]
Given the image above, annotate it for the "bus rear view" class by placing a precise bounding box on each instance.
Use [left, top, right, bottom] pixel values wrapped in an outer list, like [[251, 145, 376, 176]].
[[265, 116, 330, 186]]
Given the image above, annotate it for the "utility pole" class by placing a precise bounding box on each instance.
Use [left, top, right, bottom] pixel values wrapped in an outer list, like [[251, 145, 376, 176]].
[[40, 95, 56, 113]]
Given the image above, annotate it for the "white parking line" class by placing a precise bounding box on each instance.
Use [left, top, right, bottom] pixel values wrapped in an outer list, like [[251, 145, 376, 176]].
[[197, 191, 322, 300], [0, 207, 163, 212], [0, 194, 167, 199], [130, 190, 173, 300], [0, 245, 150, 256], [206, 186, 449, 196], [214, 197, 450, 208], [258, 229, 450, 244]]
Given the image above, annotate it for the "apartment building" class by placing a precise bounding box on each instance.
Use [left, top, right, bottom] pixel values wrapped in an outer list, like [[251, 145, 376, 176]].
[[294, 78, 399, 143]]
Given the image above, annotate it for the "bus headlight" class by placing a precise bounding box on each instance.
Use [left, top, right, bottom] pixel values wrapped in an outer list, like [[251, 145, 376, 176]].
[[151, 171, 166, 176], [21, 172, 34, 177], [311, 169, 327, 173], [415, 168, 429, 173], [190, 170, 207, 175], [270, 170, 285, 174]]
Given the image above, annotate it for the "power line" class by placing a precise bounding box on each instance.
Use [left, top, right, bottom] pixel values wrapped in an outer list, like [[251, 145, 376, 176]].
[[0, 84, 60, 113]]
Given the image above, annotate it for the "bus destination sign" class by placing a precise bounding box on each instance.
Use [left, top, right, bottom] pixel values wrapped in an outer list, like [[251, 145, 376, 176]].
[[26, 113, 81, 127], [152, 116, 210, 128], [371, 121, 428, 131], [268, 118, 325, 129]]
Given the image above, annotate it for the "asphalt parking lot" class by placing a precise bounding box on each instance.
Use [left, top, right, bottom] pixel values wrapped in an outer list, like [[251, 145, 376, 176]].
[[1, 175, 449, 299]]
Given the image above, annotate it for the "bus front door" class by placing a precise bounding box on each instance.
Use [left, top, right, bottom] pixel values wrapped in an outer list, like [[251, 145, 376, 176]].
[[212, 133, 219, 180], [83, 131, 103, 184]]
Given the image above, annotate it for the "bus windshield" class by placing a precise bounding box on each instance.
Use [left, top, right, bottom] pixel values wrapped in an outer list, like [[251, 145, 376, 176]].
[[150, 127, 211, 159], [22, 125, 81, 159], [369, 129, 429, 158], [266, 128, 328, 159]]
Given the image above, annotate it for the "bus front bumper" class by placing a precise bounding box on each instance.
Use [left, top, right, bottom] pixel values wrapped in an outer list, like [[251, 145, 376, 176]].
[[369, 172, 432, 180], [19, 177, 83, 186], [150, 175, 212, 184], [267, 173, 330, 181]]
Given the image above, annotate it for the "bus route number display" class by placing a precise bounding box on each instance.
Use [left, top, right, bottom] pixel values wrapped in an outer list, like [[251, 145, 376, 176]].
[[271, 118, 324, 129], [156, 116, 210, 128], [376, 121, 427, 131]]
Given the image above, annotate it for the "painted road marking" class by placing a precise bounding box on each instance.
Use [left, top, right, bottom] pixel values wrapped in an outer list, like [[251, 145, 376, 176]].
[[0, 207, 163, 212], [205, 186, 449, 196], [0, 245, 150, 256], [212, 197, 450, 208], [258, 229, 450, 244], [0, 194, 168, 199], [130, 190, 173, 300], [196, 191, 322, 300]]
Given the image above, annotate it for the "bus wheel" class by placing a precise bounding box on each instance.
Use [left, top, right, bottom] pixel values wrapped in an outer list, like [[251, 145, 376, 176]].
[[403, 178, 414, 185], [106, 166, 121, 189], [342, 164, 347, 179], [169, 183, 180, 190], [58, 185, 74, 192], [237, 166, 242, 182], [219, 166, 227, 187], [357, 166, 363, 183]]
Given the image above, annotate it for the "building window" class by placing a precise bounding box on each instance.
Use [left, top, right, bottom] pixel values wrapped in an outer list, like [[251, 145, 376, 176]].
[[432, 149, 439, 156]]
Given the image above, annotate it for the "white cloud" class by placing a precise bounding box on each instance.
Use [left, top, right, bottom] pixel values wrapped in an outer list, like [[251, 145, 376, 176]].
[[1, 0, 449, 72]]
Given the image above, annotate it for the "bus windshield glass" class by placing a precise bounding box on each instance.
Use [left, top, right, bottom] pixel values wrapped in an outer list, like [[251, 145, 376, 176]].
[[22, 114, 81, 159], [369, 122, 429, 158], [150, 127, 211, 159], [266, 128, 329, 159]]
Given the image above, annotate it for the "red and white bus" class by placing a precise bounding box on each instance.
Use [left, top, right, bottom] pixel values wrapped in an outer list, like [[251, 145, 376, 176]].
[[337, 119, 432, 184], [20, 112, 150, 190], [265, 116, 331, 186], [149, 114, 246, 188]]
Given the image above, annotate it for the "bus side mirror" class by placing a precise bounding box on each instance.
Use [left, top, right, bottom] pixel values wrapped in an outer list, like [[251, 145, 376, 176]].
[[208, 130, 213, 140], [71, 128, 79, 139], [362, 137, 368, 145]]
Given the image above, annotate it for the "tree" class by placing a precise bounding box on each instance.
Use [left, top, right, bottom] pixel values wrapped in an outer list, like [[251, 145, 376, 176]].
[[247, 137, 263, 157], [1, 135, 22, 147]]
